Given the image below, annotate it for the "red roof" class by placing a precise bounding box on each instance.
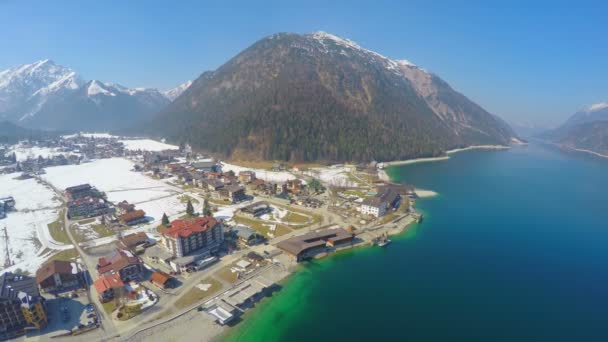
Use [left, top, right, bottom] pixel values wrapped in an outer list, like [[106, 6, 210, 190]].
[[161, 217, 219, 238], [97, 249, 142, 275], [119, 209, 146, 223], [94, 273, 124, 294], [150, 271, 172, 285]]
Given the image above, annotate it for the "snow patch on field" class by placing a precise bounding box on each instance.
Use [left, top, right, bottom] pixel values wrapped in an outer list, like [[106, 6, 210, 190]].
[[120, 139, 178, 152], [220, 162, 296, 183], [0, 173, 64, 274], [41, 158, 177, 203], [8, 143, 79, 162], [304, 166, 356, 187]]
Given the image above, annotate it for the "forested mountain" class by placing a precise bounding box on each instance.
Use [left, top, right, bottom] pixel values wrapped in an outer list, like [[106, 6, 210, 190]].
[[145, 32, 516, 162]]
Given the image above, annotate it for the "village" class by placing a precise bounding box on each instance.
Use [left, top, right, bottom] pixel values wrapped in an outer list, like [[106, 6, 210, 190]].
[[0, 134, 423, 341]]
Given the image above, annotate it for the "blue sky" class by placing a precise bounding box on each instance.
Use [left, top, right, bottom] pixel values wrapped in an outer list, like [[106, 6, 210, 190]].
[[1, 0, 607, 126]]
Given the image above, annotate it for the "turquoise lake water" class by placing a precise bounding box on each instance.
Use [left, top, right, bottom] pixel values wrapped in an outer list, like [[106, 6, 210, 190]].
[[225, 143, 608, 341]]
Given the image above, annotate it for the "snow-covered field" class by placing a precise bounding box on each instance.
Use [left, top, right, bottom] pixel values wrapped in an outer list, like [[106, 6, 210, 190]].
[[8, 143, 80, 162], [304, 166, 356, 187], [220, 162, 296, 183], [41, 157, 185, 224], [120, 139, 178, 152], [0, 173, 64, 274]]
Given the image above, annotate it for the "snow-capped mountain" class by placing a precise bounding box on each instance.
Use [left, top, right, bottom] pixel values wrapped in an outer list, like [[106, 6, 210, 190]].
[[562, 101, 608, 127], [0, 59, 84, 121], [0, 60, 185, 131], [163, 80, 193, 101]]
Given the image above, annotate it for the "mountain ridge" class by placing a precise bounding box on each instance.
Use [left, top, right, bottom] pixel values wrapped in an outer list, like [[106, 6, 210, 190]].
[[144, 31, 516, 162]]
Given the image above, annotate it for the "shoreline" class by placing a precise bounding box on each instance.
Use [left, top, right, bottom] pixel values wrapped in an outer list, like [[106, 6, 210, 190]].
[[383, 144, 510, 167], [563, 146, 608, 160]]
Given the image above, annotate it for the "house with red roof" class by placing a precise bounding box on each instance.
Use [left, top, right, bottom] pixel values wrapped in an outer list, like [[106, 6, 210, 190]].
[[94, 273, 124, 303], [97, 249, 144, 282], [160, 217, 224, 258]]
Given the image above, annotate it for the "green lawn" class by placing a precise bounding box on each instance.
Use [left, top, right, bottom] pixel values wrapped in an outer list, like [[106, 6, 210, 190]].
[[102, 301, 116, 314], [47, 249, 79, 262], [282, 212, 310, 224], [174, 277, 223, 310], [233, 215, 291, 237], [91, 224, 115, 238], [179, 195, 200, 204], [215, 266, 239, 284], [47, 210, 71, 244]]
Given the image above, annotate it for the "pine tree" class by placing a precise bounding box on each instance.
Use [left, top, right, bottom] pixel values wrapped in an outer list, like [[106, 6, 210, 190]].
[[161, 213, 170, 226], [203, 198, 211, 217], [186, 200, 194, 216]]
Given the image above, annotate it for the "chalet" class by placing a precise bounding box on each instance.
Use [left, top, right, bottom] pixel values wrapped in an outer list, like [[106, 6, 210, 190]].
[[205, 179, 225, 192], [116, 200, 135, 215], [219, 185, 246, 203], [247, 178, 266, 191], [286, 179, 303, 193], [191, 161, 218, 172], [119, 209, 147, 226], [97, 249, 144, 282], [150, 272, 174, 289], [94, 273, 124, 303], [238, 171, 256, 183], [240, 201, 271, 218], [232, 225, 264, 246], [35, 260, 82, 293], [119, 232, 151, 253], [160, 217, 224, 258]]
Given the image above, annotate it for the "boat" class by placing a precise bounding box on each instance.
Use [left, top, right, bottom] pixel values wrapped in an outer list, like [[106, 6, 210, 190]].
[[377, 239, 391, 247], [376, 233, 391, 247]]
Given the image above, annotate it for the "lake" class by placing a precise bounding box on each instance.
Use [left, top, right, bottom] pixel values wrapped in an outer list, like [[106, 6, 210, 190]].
[[225, 143, 608, 341]]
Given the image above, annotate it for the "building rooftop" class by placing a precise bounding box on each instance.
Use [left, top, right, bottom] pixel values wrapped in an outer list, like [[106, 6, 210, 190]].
[[94, 273, 124, 293], [36, 260, 78, 285], [161, 217, 220, 238], [119, 209, 146, 223], [276, 228, 352, 256], [0, 272, 39, 300], [97, 249, 142, 274]]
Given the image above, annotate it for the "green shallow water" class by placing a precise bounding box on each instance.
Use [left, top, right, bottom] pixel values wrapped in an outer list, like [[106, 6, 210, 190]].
[[224, 143, 608, 342]]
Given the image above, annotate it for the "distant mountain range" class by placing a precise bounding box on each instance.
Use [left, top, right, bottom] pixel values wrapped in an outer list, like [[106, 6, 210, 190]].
[[542, 102, 608, 156], [0, 59, 191, 131], [144, 31, 516, 162]]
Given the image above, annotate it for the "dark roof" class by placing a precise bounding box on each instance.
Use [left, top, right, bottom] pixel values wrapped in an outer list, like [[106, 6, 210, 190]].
[[276, 228, 352, 256], [191, 161, 216, 169], [65, 184, 91, 193], [36, 260, 77, 284], [362, 188, 401, 207], [233, 225, 258, 240], [0, 272, 39, 299], [241, 201, 269, 213], [224, 185, 244, 193]]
